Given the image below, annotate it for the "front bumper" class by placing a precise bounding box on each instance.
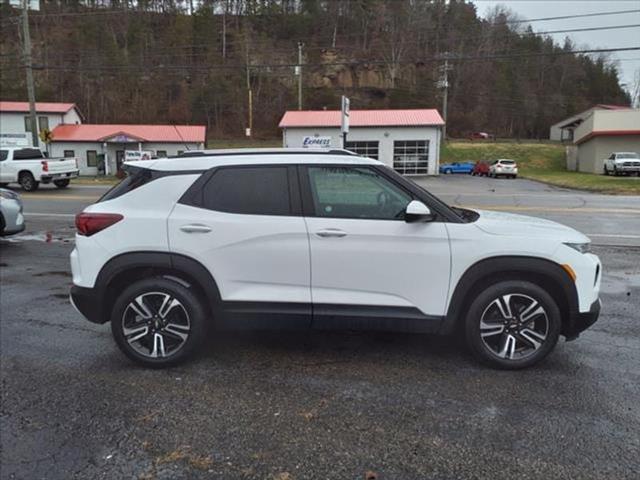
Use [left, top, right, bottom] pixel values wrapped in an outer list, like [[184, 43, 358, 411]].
[[70, 285, 106, 324], [565, 298, 601, 341]]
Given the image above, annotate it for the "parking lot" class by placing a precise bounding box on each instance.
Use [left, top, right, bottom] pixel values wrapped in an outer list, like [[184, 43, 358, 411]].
[[1, 176, 639, 479]]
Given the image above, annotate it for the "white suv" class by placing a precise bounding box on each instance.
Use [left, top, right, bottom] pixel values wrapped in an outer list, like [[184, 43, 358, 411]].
[[70, 149, 601, 369]]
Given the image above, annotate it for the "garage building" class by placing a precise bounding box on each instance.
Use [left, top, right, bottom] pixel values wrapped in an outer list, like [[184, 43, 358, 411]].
[[573, 109, 640, 173], [279, 109, 444, 175], [49, 124, 206, 176]]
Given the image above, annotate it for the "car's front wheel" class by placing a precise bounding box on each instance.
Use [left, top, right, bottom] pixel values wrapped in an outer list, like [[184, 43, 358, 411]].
[[110, 277, 208, 368], [464, 281, 561, 369]]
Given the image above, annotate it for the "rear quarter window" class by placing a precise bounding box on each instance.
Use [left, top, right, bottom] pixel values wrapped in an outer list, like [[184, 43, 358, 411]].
[[98, 168, 153, 203], [12, 148, 43, 160]]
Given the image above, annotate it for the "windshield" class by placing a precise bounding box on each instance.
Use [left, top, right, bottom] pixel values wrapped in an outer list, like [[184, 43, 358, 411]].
[[618, 153, 639, 159]]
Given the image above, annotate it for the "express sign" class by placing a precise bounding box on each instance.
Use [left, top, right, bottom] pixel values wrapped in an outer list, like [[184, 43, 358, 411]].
[[302, 136, 331, 148]]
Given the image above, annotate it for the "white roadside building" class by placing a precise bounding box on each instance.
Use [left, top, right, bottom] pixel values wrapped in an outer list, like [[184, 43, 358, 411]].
[[0, 101, 83, 149], [279, 109, 444, 175], [48, 124, 206, 176]]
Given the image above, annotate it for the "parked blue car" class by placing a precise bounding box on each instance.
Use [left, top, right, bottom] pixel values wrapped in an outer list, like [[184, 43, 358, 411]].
[[439, 161, 475, 174]]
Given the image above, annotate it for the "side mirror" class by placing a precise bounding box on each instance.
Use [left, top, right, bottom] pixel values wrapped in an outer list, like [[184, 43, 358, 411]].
[[405, 200, 435, 223]]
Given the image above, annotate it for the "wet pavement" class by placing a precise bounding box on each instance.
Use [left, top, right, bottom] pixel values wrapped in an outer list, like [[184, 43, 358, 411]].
[[1, 216, 639, 479]]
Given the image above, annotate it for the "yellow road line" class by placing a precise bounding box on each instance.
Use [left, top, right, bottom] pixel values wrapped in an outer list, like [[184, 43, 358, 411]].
[[457, 205, 640, 214], [21, 194, 100, 201]]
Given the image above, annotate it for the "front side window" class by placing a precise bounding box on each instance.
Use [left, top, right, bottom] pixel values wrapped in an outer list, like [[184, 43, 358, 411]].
[[202, 166, 291, 216], [344, 141, 379, 160], [307, 166, 412, 220], [393, 140, 429, 175], [86, 150, 98, 167]]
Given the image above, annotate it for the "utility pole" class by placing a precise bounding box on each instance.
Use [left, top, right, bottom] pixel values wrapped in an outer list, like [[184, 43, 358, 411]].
[[438, 57, 452, 142], [245, 34, 252, 138], [20, 0, 38, 148], [297, 42, 304, 110]]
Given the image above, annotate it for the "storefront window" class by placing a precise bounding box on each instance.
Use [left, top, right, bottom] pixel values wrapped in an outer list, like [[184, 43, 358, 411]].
[[344, 141, 379, 159]]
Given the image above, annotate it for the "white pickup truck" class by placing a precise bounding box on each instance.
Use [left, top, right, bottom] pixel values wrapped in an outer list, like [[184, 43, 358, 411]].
[[0, 147, 79, 191], [603, 152, 640, 176]]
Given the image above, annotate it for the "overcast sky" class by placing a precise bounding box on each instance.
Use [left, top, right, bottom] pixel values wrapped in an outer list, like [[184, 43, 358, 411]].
[[472, 0, 640, 97]]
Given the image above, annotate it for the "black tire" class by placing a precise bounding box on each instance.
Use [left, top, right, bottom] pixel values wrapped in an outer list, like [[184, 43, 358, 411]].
[[53, 179, 70, 188], [19, 172, 39, 192], [604, 166, 609, 176], [110, 277, 208, 368], [464, 280, 561, 369]]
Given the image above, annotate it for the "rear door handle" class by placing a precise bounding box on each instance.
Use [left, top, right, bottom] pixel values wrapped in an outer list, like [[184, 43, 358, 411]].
[[316, 228, 347, 238], [180, 224, 212, 234]]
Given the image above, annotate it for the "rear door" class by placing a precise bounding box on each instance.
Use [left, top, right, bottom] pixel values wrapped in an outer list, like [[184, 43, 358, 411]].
[[301, 165, 451, 324], [167, 165, 311, 324]]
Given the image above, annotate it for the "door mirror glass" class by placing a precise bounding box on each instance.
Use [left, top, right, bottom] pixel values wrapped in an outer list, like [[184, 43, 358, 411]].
[[405, 200, 434, 223]]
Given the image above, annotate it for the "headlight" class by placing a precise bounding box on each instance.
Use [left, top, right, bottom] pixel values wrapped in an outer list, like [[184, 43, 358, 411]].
[[564, 242, 590, 254], [0, 189, 19, 200]]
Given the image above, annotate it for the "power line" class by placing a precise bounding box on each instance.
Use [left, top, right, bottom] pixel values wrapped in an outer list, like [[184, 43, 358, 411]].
[[18, 46, 640, 73], [497, 9, 640, 24]]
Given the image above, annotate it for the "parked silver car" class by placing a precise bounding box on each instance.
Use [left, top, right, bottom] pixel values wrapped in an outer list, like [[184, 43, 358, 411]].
[[0, 188, 25, 236]]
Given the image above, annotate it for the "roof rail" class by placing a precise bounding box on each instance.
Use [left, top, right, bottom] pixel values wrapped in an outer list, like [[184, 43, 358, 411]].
[[172, 148, 358, 158]]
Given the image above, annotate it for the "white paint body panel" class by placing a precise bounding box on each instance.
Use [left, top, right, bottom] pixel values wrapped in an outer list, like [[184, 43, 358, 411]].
[[168, 203, 311, 303], [305, 217, 451, 315]]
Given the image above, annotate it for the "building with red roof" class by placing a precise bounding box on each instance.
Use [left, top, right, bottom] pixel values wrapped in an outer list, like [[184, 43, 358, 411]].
[[48, 123, 206, 175], [549, 104, 632, 142], [1, 100, 206, 175], [0, 101, 83, 149], [279, 109, 445, 175]]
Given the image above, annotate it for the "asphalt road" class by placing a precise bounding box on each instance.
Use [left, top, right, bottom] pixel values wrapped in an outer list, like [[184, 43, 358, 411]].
[[1, 176, 639, 479]]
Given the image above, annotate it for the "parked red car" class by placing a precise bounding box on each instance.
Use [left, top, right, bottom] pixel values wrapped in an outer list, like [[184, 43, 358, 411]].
[[469, 132, 494, 141], [472, 161, 490, 176]]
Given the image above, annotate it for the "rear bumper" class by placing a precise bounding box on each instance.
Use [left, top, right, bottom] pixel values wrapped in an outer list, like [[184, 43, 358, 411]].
[[42, 171, 79, 182], [565, 298, 601, 341], [70, 285, 106, 324]]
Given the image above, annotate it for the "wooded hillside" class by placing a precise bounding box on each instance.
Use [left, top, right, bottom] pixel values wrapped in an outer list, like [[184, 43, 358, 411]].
[[0, 0, 631, 139]]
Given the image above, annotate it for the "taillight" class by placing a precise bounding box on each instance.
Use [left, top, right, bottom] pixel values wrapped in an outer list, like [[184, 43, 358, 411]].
[[75, 213, 123, 236], [41, 160, 48, 172]]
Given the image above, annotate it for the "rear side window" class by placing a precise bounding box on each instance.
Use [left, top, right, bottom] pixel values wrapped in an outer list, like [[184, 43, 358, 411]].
[[202, 166, 291, 216], [0, 150, 7, 161], [13, 148, 43, 160], [98, 168, 153, 203]]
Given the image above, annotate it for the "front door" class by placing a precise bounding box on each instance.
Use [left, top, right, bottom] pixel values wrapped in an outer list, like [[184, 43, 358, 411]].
[[115, 150, 125, 173], [168, 165, 311, 326], [301, 165, 451, 322]]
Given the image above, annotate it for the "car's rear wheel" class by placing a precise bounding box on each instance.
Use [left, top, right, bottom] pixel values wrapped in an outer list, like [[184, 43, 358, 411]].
[[54, 179, 70, 188], [464, 280, 561, 369], [19, 172, 38, 192], [111, 277, 207, 368]]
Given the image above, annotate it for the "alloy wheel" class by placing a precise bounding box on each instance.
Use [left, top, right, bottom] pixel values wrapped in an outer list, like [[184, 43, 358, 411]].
[[121, 292, 191, 358], [479, 293, 549, 361]]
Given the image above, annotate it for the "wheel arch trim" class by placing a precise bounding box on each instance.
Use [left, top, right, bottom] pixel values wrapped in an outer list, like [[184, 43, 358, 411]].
[[440, 255, 579, 335], [92, 251, 222, 323]]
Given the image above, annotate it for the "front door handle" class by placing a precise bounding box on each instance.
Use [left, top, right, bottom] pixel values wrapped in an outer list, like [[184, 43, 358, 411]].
[[180, 224, 212, 234], [316, 228, 347, 238]]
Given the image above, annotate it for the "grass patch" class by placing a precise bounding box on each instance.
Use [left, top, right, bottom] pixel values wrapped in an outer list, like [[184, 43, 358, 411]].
[[442, 142, 640, 195], [71, 175, 119, 185]]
